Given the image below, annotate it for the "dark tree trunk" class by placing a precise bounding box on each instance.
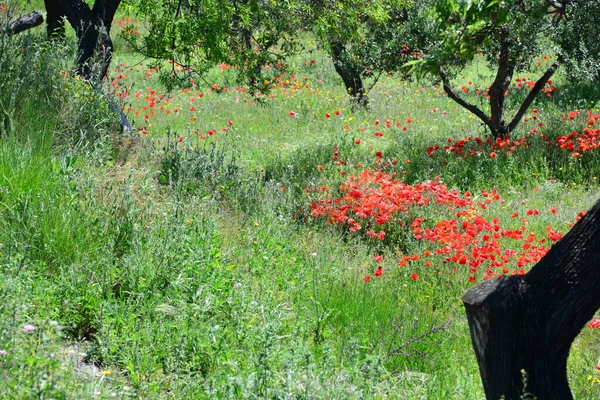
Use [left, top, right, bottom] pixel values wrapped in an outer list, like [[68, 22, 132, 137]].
[[42, 0, 130, 133], [463, 197, 600, 399], [7, 11, 44, 35], [331, 42, 368, 106], [46, 0, 121, 81], [43, 0, 66, 40]]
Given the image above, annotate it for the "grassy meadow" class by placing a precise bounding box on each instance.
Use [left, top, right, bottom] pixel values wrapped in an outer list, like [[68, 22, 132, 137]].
[[2, 6, 600, 399]]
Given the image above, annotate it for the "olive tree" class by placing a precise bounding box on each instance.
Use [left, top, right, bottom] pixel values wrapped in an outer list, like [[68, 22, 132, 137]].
[[409, 0, 600, 138]]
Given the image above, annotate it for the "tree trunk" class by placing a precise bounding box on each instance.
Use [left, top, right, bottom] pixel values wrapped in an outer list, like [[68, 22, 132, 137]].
[[47, 0, 121, 81], [42, 0, 130, 132], [331, 42, 368, 106], [488, 29, 514, 139], [440, 24, 560, 140], [463, 197, 600, 399], [43, 0, 65, 40]]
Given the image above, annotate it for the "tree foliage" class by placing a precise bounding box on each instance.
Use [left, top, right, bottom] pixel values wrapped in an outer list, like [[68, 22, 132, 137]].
[[125, 0, 427, 102], [124, 0, 304, 92], [300, 0, 427, 104], [125, 0, 429, 103], [556, 0, 600, 81]]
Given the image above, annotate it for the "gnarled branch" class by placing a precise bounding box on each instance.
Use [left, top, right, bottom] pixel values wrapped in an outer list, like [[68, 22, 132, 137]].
[[439, 66, 493, 132], [7, 11, 44, 35], [506, 58, 561, 133]]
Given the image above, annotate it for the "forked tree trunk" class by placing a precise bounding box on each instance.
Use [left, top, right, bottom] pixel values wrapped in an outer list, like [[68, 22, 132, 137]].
[[463, 197, 600, 399], [439, 28, 561, 139], [44, 0, 121, 81], [331, 42, 368, 106]]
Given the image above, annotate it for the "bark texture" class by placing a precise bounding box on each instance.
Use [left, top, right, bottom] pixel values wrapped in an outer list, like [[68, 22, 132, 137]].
[[331, 42, 367, 106], [44, 0, 121, 80], [463, 197, 600, 399], [488, 29, 514, 138]]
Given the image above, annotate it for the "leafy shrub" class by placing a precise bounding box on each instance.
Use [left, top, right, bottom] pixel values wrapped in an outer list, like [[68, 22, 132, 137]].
[[156, 133, 260, 208]]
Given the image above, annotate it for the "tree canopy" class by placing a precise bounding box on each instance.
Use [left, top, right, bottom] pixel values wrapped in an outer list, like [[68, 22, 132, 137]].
[[123, 0, 304, 92], [299, 0, 426, 104]]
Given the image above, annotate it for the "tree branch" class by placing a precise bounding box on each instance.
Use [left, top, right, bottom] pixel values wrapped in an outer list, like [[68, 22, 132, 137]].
[[506, 58, 561, 132], [7, 11, 44, 35], [439, 66, 493, 132]]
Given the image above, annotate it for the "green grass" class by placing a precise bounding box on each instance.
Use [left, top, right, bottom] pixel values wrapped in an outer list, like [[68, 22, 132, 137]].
[[1, 23, 600, 399]]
